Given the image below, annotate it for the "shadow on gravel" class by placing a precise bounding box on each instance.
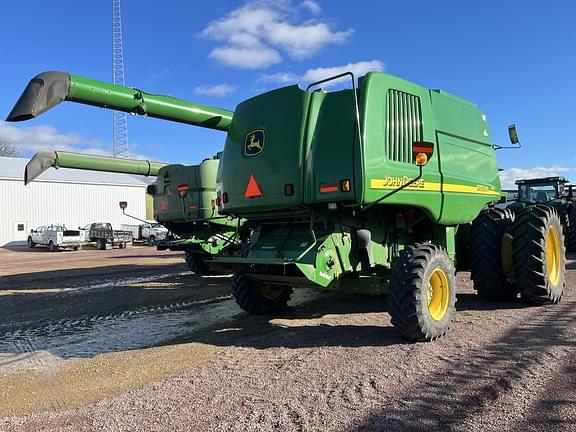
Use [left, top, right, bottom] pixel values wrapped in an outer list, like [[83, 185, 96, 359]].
[[109, 253, 180, 259], [348, 301, 576, 432], [455, 293, 531, 311], [163, 292, 405, 350], [504, 351, 576, 432]]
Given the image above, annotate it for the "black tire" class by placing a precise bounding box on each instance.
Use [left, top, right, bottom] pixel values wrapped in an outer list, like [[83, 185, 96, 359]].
[[469, 208, 517, 301], [511, 205, 566, 304], [388, 243, 457, 341], [118, 243, 125, 249], [27, 237, 35, 248], [98, 239, 107, 250], [454, 223, 471, 271], [549, 202, 571, 248], [567, 204, 576, 252], [231, 273, 292, 315], [185, 252, 210, 276], [73, 247, 78, 251], [48, 241, 56, 252], [148, 235, 156, 246]]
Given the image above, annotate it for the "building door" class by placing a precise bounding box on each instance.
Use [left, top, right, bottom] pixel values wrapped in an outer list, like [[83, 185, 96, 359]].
[[14, 221, 27, 241]]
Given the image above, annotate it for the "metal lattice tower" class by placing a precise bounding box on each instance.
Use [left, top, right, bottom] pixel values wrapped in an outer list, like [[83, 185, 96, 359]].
[[112, 0, 129, 158]]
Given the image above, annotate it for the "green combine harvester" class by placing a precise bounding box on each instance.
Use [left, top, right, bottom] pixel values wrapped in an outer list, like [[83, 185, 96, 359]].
[[150, 156, 240, 274], [24, 149, 239, 274], [8, 70, 566, 341]]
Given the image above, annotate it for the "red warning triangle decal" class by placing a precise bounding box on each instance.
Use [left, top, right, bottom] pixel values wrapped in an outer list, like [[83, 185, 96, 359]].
[[244, 175, 263, 199]]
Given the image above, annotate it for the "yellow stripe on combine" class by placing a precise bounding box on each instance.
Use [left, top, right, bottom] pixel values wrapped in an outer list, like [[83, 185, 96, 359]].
[[370, 179, 501, 196]]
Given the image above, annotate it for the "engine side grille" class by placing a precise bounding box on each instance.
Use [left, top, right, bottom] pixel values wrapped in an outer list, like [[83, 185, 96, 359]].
[[387, 89, 423, 163]]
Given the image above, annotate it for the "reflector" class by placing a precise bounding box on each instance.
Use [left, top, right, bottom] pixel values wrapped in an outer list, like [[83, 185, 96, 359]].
[[245, 175, 263, 199]]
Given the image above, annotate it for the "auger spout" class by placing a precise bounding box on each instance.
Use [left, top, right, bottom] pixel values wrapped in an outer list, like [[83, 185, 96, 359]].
[[25, 150, 166, 185], [7, 71, 234, 131]]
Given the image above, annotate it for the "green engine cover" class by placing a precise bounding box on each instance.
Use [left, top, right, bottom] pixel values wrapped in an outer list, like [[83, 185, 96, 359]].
[[219, 72, 502, 225]]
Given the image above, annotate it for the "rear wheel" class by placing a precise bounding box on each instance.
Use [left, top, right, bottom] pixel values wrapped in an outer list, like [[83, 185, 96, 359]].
[[511, 205, 565, 304], [27, 237, 35, 248], [567, 205, 576, 252], [469, 208, 517, 301], [388, 243, 457, 341], [185, 252, 210, 276], [232, 273, 292, 315]]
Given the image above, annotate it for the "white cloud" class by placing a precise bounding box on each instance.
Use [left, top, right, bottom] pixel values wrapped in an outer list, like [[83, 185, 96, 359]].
[[301, 0, 321, 14], [0, 121, 154, 161], [499, 166, 575, 189], [259, 60, 385, 88], [201, 1, 353, 69], [209, 46, 282, 69], [302, 60, 385, 87], [258, 72, 300, 84], [194, 83, 238, 97]]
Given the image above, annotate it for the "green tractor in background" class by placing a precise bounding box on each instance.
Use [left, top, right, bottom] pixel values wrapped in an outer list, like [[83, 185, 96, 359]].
[[507, 177, 576, 251], [8, 70, 567, 341], [24, 150, 241, 275]]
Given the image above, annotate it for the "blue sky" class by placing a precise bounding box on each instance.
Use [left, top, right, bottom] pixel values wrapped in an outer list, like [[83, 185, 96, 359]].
[[0, 0, 574, 187]]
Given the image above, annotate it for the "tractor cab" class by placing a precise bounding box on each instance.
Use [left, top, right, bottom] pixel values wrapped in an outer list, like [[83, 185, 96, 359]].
[[515, 177, 569, 204]]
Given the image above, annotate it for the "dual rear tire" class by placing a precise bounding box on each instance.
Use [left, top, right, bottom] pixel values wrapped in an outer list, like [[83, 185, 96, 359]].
[[471, 205, 565, 305], [511, 205, 565, 304]]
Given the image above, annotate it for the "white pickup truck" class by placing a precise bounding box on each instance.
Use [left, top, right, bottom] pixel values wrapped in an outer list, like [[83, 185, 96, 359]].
[[27, 224, 83, 251], [121, 222, 168, 245]]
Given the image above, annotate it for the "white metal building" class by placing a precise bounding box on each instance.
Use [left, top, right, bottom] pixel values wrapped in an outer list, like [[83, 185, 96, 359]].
[[0, 156, 148, 246]]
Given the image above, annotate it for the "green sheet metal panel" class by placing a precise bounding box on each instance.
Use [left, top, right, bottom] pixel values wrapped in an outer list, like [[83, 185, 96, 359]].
[[219, 86, 311, 214], [360, 72, 443, 220], [304, 89, 358, 204], [154, 160, 230, 227]]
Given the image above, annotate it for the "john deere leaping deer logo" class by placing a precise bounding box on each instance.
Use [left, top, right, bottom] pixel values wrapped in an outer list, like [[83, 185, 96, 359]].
[[244, 129, 265, 156]]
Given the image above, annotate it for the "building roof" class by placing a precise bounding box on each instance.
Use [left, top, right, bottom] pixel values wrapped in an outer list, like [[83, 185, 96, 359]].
[[0, 156, 148, 186]]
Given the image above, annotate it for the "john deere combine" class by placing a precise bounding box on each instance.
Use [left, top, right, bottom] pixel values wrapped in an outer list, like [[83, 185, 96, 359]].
[[23, 149, 240, 274], [8, 70, 566, 341]]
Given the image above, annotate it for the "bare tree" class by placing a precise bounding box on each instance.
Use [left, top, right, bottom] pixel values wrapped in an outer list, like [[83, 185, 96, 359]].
[[0, 138, 21, 157]]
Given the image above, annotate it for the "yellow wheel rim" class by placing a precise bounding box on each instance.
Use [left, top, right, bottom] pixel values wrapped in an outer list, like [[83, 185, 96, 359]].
[[545, 226, 561, 285], [427, 268, 450, 321], [259, 284, 284, 300]]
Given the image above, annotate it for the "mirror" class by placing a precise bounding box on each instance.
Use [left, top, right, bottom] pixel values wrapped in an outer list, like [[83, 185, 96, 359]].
[[508, 124, 519, 144], [119, 201, 128, 209]]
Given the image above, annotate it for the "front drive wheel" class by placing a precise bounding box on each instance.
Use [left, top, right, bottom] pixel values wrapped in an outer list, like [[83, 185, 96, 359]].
[[388, 243, 457, 341], [512, 205, 566, 304], [48, 241, 57, 252], [28, 237, 35, 248], [231, 273, 292, 315]]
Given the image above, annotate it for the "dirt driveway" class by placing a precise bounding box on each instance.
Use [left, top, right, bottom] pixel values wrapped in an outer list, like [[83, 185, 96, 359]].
[[0, 246, 575, 431]]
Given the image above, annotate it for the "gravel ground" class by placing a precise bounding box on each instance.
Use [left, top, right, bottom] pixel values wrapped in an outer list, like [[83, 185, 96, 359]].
[[1, 248, 575, 431]]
